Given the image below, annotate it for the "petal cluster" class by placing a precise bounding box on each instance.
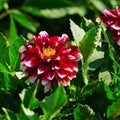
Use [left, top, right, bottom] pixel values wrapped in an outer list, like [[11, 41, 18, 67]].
[[19, 31, 82, 91], [100, 6, 120, 45]]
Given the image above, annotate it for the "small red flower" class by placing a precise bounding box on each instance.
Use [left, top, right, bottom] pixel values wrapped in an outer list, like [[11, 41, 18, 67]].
[[100, 6, 120, 45], [19, 31, 82, 92]]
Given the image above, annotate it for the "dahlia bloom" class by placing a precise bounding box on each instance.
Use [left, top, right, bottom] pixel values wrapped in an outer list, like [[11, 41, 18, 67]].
[[100, 6, 120, 45], [19, 31, 82, 92]]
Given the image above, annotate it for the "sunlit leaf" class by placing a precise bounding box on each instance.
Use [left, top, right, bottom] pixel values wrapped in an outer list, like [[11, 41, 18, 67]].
[[79, 25, 101, 63], [70, 19, 85, 46], [79, 25, 101, 84], [40, 85, 67, 120], [99, 70, 112, 85], [22, 6, 86, 18], [20, 104, 40, 120]]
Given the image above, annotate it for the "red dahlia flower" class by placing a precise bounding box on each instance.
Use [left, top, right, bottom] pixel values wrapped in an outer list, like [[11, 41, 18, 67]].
[[100, 6, 120, 45], [19, 31, 82, 92]]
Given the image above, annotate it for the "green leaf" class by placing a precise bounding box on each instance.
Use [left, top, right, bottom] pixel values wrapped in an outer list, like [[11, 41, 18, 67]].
[[90, 0, 107, 12], [40, 85, 67, 120], [3, 108, 19, 120], [88, 46, 104, 71], [9, 36, 25, 71], [74, 103, 96, 120], [70, 19, 85, 46], [113, 83, 120, 99], [11, 10, 36, 32], [9, 15, 18, 43], [22, 6, 86, 18], [23, 0, 72, 9], [0, 0, 8, 10], [19, 84, 39, 110], [0, 73, 18, 94], [79, 25, 102, 85], [0, 114, 6, 120], [20, 104, 40, 120], [0, 63, 10, 74], [80, 81, 101, 99], [107, 99, 120, 119], [99, 70, 112, 86], [80, 17, 95, 31], [104, 84, 115, 100], [79, 25, 101, 63], [0, 33, 9, 65]]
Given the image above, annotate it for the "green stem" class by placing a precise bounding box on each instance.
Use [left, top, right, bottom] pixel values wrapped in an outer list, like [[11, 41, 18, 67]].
[[0, 10, 10, 20]]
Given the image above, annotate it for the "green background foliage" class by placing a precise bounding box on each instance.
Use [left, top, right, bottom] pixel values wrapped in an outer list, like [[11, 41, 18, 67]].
[[0, 0, 120, 119]]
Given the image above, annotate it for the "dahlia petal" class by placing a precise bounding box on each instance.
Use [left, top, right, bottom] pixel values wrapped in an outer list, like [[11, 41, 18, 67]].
[[56, 75, 70, 86], [61, 47, 71, 54], [116, 36, 120, 46], [33, 31, 49, 46], [19, 45, 26, 54], [38, 68, 44, 74], [52, 55, 60, 61], [23, 57, 39, 67], [69, 63, 78, 72], [57, 69, 68, 78], [68, 52, 82, 61], [117, 39, 120, 46], [44, 82, 52, 93], [52, 62, 60, 70], [46, 71, 55, 80], [58, 34, 70, 44], [20, 62, 27, 70], [67, 46, 82, 60], [28, 75, 37, 83], [41, 79, 49, 85], [60, 62, 73, 72], [48, 36, 59, 47], [23, 60, 32, 67], [103, 9, 117, 18], [62, 80, 70, 86], [111, 25, 120, 30], [38, 31, 49, 39], [69, 71, 77, 79], [37, 63, 49, 74], [116, 6, 120, 15], [66, 54, 77, 60]]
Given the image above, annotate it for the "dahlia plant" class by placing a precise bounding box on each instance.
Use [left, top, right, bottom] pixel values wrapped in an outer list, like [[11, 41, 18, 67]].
[[0, 4, 120, 120]]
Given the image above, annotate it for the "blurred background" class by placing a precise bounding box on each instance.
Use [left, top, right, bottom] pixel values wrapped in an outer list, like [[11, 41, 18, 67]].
[[0, 0, 120, 40]]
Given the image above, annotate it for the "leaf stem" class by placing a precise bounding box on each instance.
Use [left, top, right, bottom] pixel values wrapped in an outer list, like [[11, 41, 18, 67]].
[[0, 9, 11, 20]]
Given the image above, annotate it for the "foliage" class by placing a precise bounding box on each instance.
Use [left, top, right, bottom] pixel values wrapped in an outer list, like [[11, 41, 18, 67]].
[[0, 0, 120, 120]]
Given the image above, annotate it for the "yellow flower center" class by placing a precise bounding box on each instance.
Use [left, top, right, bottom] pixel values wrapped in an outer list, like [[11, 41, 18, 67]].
[[43, 46, 56, 57]]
